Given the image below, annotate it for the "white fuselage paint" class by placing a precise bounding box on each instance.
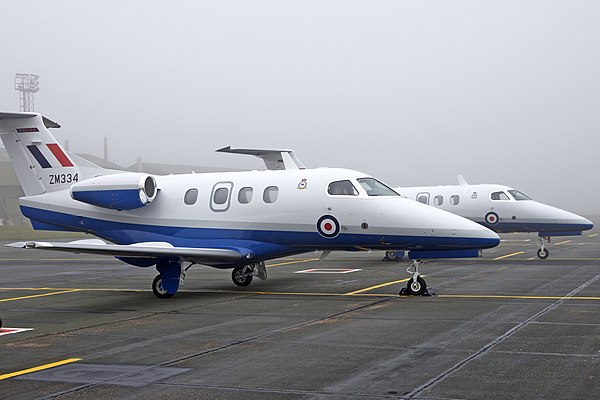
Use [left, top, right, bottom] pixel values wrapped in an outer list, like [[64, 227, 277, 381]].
[[21, 168, 500, 252], [394, 183, 593, 235]]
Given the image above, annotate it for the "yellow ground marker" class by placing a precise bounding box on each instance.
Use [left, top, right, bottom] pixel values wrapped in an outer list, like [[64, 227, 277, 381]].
[[589, 233, 599, 238], [492, 251, 525, 260], [345, 278, 411, 295], [0, 358, 81, 381], [268, 258, 319, 268], [554, 240, 572, 245], [0, 289, 81, 303]]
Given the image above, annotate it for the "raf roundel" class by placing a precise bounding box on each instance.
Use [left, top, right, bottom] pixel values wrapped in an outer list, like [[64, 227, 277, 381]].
[[485, 212, 499, 226], [317, 215, 340, 238]]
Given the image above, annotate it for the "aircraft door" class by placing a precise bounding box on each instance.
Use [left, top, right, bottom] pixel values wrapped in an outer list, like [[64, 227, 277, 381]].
[[210, 181, 234, 212], [416, 192, 430, 205]]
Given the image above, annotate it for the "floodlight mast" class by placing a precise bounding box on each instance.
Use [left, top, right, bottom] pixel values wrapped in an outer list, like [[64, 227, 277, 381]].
[[14, 73, 39, 112]]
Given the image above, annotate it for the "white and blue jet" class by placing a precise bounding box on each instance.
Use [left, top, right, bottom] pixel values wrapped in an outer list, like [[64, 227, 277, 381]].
[[0, 112, 500, 297], [394, 176, 593, 259]]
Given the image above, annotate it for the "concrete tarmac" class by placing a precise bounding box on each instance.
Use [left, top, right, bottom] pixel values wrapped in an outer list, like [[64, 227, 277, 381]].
[[1, 227, 599, 399]]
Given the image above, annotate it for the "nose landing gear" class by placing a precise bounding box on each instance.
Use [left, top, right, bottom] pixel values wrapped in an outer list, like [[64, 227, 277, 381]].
[[537, 236, 550, 259], [399, 260, 433, 296]]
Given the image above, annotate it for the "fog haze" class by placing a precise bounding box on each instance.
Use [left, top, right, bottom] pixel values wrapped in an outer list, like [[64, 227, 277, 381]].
[[1, 1, 599, 214]]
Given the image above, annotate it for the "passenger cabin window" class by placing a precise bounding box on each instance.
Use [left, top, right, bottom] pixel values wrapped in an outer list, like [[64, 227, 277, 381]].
[[433, 195, 443, 206], [184, 188, 198, 205], [210, 181, 233, 212], [328, 180, 358, 196], [238, 187, 253, 204], [263, 186, 279, 203], [450, 195, 460, 205], [356, 178, 398, 196], [508, 190, 532, 201], [491, 191, 510, 201], [214, 188, 229, 204], [416, 192, 430, 205]]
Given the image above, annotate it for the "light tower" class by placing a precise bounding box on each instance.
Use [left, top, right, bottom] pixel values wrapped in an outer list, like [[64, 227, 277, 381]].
[[14, 73, 39, 112]]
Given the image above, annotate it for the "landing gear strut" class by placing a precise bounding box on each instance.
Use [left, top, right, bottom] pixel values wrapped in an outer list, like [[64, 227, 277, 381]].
[[399, 260, 432, 296], [537, 236, 550, 259], [232, 262, 267, 287]]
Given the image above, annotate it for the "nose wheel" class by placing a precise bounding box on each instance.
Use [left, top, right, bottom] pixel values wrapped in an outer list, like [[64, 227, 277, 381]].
[[537, 236, 550, 259], [399, 260, 433, 296]]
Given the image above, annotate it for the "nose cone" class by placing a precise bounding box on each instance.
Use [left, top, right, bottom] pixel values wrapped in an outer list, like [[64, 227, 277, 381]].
[[391, 199, 501, 250], [524, 202, 594, 233]]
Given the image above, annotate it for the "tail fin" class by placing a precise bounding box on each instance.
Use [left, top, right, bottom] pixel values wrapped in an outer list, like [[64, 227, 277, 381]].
[[0, 112, 85, 195]]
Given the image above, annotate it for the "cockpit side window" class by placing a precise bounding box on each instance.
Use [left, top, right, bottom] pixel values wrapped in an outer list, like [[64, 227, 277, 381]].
[[490, 191, 510, 201], [356, 178, 399, 196], [328, 180, 359, 196], [508, 190, 532, 201]]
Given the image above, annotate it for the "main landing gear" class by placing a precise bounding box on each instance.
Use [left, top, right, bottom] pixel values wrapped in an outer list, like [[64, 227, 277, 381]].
[[537, 236, 550, 259], [399, 260, 433, 296], [152, 259, 194, 299], [231, 262, 268, 287]]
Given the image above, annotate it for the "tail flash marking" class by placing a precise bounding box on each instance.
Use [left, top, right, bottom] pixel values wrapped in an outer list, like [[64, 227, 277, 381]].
[[26, 145, 52, 169], [46, 143, 74, 167]]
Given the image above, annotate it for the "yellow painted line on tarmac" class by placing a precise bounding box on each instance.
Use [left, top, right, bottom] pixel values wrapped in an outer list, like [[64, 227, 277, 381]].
[[438, 294, 600, 301], [492, 251, 525, 260], [0, 358, 81, 381], [554, 240, 572, 245], [0, 289, 81, 302], [268, 258, 320, 268], [588, 233, 599, 238], [345, 278, 411, 295]]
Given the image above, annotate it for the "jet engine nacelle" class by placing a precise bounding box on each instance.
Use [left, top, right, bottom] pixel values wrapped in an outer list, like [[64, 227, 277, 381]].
[[71, 173, 158, 211]]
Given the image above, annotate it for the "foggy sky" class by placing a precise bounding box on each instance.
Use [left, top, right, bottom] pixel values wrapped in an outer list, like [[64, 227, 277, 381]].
[[1, 1, 599, 214]]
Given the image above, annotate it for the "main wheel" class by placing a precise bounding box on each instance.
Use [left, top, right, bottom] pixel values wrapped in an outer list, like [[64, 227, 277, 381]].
[[537, 248, 549, 259], [152, 274, 174, 299], [406, 276, 426, 296], [232, 267, 253, 287]]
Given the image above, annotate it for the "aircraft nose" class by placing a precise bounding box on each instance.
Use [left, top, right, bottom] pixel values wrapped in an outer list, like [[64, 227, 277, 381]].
[[576, 216, 594, 232], [468, 223, 501, 249]]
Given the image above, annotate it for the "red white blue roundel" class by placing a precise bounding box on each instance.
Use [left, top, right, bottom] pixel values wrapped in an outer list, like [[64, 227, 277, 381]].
[[317, 215, 340, 238], [485, 212, 499, 225]]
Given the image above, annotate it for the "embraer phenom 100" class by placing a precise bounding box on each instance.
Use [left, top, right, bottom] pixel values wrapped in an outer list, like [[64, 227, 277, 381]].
[[0, 112, 499, 298], [394, 176, 593, 259]]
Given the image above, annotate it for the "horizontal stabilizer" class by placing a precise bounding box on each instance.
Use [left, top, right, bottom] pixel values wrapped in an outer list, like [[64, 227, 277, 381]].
[[216, 146, 305, 170], [6, 239, 243, 265]]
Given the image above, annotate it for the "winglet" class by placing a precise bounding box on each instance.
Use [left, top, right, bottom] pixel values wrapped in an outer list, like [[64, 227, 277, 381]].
[[216, 146, 306, 170], [457, 175, 469, 186]]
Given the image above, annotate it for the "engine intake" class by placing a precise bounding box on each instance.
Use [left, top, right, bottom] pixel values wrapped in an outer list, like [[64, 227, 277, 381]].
[[71, 173, 158, 210]]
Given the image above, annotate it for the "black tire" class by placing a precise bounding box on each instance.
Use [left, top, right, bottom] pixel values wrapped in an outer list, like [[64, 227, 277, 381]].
[[152, 275, 174, 299], [406, 276, 427, 296], [537, 248, 549, 259], [232, 267, 253, 287], [0, 317, 2, 329]]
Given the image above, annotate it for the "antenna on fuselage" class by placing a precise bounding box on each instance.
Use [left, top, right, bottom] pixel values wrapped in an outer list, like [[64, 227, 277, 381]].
[[216, 146, 306, 171], [457, 175, 469, 186]]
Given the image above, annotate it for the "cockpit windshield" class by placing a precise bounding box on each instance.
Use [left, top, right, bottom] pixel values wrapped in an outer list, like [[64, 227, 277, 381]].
[[508, 190, 532, 201], [490, 191, 510, 201], [357, 178, 399, 196]]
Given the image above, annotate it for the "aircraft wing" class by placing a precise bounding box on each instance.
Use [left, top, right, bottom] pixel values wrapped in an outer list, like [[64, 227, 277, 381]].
[[5, 239, 243, 265]]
